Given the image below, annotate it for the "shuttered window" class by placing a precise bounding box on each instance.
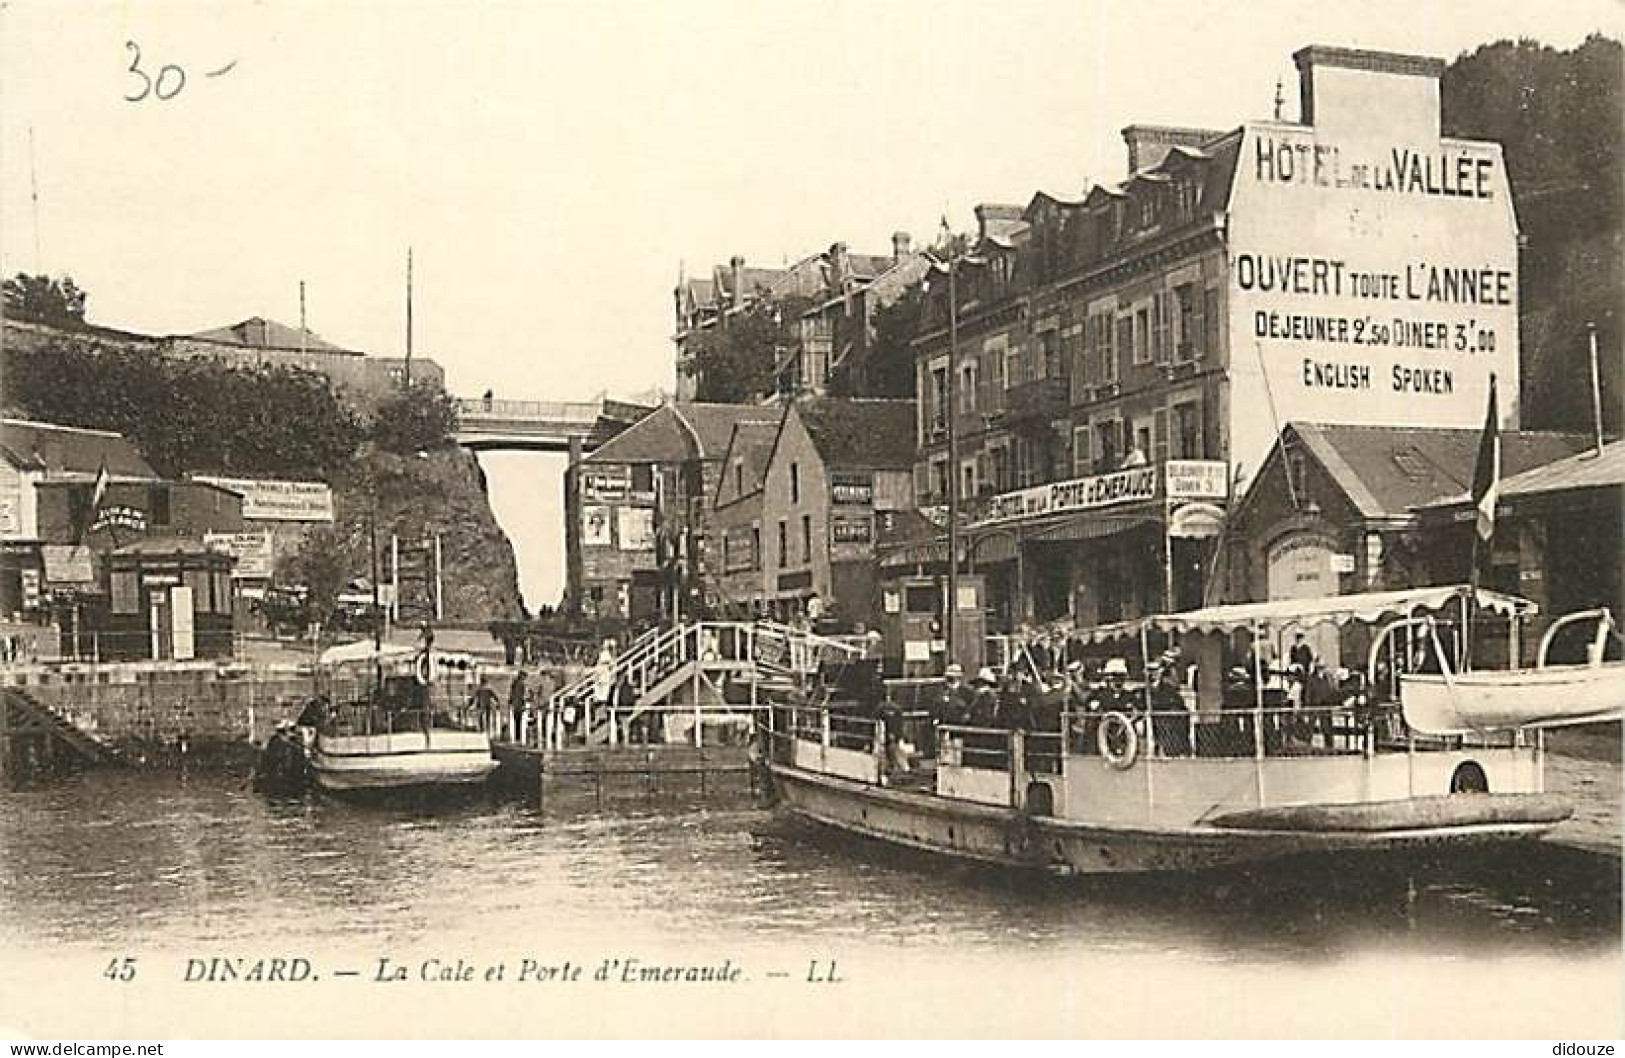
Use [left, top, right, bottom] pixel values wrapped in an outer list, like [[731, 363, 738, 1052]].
[[1203, 286, 1221, 360], [111, 571, 139, 614], [1153, 293, 1171, 366]]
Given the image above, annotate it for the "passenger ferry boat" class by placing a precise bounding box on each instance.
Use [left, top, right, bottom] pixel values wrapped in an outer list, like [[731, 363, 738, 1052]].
[[765, 585, 1608, 875], [256, 640, 497, 796], [309, 701, 496, 794]]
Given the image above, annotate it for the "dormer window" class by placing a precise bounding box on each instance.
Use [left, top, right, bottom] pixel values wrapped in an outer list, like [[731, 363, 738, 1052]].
[[1179, 179, 1202, 218]]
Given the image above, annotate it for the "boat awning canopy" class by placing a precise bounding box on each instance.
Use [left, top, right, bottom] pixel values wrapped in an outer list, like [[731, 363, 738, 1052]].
[[319, 640, 418, 666], [318, 639, 482, 670], [1066, 585, 1537, 644]]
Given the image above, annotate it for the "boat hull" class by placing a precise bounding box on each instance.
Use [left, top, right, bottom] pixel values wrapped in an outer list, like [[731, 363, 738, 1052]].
[[1401, 663, 1625, 735], [769, 762, 1565, 875], [312, 730, 497, 792]]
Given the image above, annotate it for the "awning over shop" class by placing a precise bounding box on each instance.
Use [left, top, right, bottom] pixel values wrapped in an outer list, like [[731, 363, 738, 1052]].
[[1029, 512, 1158, 543], [880, 540, 946, 569], [880, 505, 1165, 569], [965, 531, 1016, 564], [1063, 585, 1535, 644]]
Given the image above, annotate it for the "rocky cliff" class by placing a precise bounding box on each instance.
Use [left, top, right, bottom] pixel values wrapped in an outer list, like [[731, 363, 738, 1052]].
[[334, 447, 526, 623]]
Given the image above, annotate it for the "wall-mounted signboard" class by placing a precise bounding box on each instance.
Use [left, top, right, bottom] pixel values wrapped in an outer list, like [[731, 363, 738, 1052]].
[[829, 472, 874, 506], [195, 477, 335, 522]]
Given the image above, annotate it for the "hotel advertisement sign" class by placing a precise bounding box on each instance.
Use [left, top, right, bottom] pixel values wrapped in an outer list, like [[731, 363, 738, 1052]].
[[196, 477, 335, 522], [831, 515, 872, 544], [1165, 460, 1229, 500], [1227, 125, 1518, 476], [829, 472, 873, 506], [975, 465, 1157, 527], [204, 531, 274, 579]]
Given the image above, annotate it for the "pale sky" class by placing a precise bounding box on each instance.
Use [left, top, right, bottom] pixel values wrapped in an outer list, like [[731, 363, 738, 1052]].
[[2, 0, 1618, 609]]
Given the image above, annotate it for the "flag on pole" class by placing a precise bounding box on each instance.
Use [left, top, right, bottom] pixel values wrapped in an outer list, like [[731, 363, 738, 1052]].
[[90, 459, 110, 512], [1470, 375, 1500, 544], [74, 459, 112, 546]]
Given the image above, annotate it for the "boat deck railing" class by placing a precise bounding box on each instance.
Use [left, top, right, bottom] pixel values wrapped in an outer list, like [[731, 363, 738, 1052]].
[[767, 704, 884, 760], [778, 700, 1527, 779], [324, 700, 484, 737]]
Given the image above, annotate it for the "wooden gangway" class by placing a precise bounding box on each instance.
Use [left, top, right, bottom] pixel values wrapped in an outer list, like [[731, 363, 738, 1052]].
[[545, 620, 869, 748], [489, 620, 872, 797]]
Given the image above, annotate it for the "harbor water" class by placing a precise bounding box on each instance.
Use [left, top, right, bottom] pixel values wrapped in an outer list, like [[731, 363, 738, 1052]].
[[0, 767, 1620, 1037]]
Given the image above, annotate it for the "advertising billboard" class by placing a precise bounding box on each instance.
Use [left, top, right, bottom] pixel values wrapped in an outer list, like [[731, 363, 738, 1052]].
[[1227, 124, 1519, 481], [195, 477, 336, 522]]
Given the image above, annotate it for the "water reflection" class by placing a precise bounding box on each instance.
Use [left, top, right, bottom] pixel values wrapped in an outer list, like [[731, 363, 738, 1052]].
[[0, 770, 1616, 968]]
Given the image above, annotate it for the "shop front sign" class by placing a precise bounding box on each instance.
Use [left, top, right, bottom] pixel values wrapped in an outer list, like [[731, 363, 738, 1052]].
[[974, 465, 1158, 528], [1165, 460, 1230, 500]]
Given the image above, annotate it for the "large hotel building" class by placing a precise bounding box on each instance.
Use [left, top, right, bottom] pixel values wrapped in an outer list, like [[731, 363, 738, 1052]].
[[909, 45, 1520, 631]]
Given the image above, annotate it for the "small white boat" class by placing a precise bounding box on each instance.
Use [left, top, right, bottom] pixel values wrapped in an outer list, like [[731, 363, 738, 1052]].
[[1398, 608, 1625, 735], [312, 727, 497, 792], [303, 639, 497, 796]]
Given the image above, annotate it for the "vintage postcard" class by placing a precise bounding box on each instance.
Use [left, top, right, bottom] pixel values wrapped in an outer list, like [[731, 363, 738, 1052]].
[[0, 0, 1620, 1042]]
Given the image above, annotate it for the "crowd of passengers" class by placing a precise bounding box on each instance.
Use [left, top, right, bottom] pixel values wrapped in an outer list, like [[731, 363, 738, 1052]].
[[822, 630, 1407, 768]]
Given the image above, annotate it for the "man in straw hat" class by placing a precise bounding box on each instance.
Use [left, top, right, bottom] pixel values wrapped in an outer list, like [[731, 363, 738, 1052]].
[[939, 662, 973, 726]]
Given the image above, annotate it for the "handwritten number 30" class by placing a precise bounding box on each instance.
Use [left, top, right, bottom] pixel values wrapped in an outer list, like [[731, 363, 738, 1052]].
[[125, 41, 185, 102]]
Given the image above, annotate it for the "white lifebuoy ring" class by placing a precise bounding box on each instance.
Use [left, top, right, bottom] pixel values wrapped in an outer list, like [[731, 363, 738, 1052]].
[[1097, 711, 1138, 769], [414, 650, 434, 686]]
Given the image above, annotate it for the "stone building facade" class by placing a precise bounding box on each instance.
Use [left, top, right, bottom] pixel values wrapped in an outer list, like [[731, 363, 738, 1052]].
[[911, 44, 1522, 632]]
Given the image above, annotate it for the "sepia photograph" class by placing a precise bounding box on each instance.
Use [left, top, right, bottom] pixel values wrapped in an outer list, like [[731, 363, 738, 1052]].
[[0, 0, 1620, 1042]]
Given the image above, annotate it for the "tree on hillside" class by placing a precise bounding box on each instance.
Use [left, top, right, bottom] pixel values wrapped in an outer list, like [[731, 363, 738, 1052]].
[[863, 285, 925, 399], [2, 340, 362, 478], [3, 273, 87, 327], [689, 295, 812, 403], [1442, 34, 1623, 432], [368, 381, 459, 454], [276, 526, 358, 632]]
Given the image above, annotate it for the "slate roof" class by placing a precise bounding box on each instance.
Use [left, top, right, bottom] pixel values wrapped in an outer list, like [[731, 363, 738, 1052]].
[[846, 254, 899, 279], [188, 316, 350, 354], [586, 403, 780, 465], [1423, 438, 1625, 508], [0, 419, 159, 480], [796, 398, 917, 471], [1500, 439, 1625, 496], [713, 420, 783, 506], [1288, 423, 1593, 519]]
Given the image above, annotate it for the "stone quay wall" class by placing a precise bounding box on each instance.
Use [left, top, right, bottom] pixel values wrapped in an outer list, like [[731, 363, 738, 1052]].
[[2, 660, 527, 762]]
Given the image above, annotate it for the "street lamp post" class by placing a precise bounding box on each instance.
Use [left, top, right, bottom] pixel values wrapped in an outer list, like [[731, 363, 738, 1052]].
[[944, 233, 960, 670]]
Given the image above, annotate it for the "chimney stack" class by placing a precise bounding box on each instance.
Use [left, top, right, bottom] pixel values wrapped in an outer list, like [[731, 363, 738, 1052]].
[[1120, 125, 1226, 172], [891, 232, 912, 261], [729, 255, 746, 309], [828, 242, 849, 287], [1292, 45, 1443, 138]]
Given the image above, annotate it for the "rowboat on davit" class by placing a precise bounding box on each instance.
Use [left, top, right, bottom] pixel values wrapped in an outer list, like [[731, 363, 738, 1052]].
[[764, 585, 1607, 875], [1396, 607, 1624, 736]]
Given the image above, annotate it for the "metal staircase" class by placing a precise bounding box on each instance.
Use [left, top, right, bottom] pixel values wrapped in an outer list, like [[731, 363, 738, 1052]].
[[548, 620, 869, 746]]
